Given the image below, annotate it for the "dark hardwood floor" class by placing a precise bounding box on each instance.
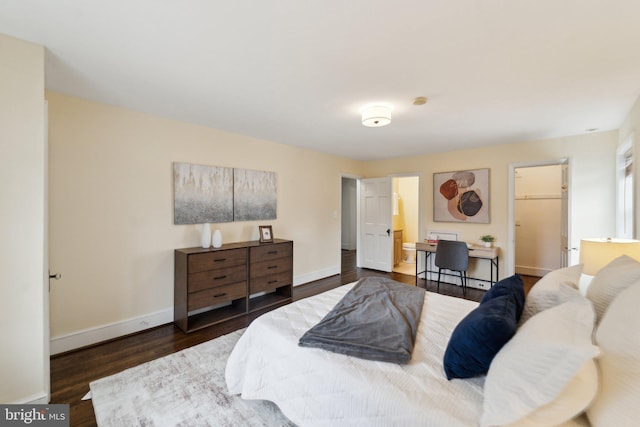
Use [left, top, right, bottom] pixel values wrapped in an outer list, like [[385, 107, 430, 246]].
[[50, 249, 538, 426]]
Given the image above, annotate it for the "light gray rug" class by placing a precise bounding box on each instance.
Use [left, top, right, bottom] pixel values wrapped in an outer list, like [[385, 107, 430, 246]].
[[90, 329, 295, 426]]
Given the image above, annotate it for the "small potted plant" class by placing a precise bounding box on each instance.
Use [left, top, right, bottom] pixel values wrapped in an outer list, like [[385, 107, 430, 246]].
[[480, 235, 495, 248]]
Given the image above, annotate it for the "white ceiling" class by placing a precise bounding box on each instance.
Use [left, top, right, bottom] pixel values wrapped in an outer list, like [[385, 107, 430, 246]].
[[2, 1, 640, 160]]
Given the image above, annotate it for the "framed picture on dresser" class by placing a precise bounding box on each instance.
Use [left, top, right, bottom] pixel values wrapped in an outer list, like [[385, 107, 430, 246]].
[[259, 225, 274, 243]]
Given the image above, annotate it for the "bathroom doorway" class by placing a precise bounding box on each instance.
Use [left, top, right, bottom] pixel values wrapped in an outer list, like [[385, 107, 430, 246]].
[[391, 175, 420, 276]]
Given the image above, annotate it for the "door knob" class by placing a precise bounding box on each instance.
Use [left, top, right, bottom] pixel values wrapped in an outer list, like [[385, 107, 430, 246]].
[[49, 272, 61, 280]]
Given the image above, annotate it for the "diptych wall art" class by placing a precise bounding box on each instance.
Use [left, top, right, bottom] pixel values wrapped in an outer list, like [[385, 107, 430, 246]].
[[233, 169, 277, 221], [173, 162, 277, 225], [433, 168, 490, 223]]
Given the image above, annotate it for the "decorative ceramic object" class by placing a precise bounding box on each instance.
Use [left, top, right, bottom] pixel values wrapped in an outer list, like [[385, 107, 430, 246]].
[[212, 229, 222, 248], [200, 223, 211, 248]]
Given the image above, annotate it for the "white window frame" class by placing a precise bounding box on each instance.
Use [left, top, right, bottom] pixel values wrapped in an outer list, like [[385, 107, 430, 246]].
[[616, 134, 634, 238]]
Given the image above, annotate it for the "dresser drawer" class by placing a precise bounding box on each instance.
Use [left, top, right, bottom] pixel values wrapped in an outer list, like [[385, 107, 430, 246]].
[[250, 242, 293, 262], [250, 271, 292, 294], [250, 257, 293, 279], [188, 281, 247, 311], [188, 264, 247, 293], [188, 248, 247, 273]]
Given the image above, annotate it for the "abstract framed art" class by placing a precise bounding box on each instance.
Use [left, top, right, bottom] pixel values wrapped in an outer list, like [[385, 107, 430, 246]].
[[173, 162, 233, 224], [433, 168, 490, 223], [173, 162, 277, 225]]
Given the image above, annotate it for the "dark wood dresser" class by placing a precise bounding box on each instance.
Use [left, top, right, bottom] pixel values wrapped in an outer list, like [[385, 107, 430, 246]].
[[174, 239, 293, 333]]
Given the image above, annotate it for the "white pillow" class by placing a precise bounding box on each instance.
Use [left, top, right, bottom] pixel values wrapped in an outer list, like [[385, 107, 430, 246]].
[[519, 264, 583, 325], [481, 295, 599, 427], [586, 255, 640, 323], [587, 282, 640, 427]]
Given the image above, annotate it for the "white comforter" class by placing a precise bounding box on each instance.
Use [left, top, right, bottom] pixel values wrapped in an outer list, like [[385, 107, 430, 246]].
[[225, 283, 485, 426]]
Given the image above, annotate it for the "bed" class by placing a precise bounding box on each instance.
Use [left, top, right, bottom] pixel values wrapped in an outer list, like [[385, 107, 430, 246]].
[[226, 257, 640, 427]]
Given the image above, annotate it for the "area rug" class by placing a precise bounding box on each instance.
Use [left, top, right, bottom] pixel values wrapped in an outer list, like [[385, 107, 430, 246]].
[[90, 329, 295, 426]]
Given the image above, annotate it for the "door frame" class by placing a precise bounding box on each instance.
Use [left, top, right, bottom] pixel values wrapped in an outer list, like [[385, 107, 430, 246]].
[[43, 100, 50, 403], [390, 171, 423, 258], [507, 158, 571, 277], [340, 173, 362, 265], [341, 172, 422, 271]]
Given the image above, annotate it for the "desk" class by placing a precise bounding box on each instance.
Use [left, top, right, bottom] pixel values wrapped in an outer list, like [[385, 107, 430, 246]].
[[415, 242, 499, 287]]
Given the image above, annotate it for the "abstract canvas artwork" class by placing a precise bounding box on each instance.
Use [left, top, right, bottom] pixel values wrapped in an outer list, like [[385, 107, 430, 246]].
[[173, 163, 234, 224], [433, 168, 490, 223], [233, 169, 277, 221], [173, 162, 277, 224]]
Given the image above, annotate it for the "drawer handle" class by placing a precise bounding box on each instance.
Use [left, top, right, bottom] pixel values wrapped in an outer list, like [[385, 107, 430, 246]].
[[214, 275, 227, 280], [267, 251, 278, 255], [214, 258, 226, 262], [268, 280, 278, 284], [267, 265, 277, 269], [213, 292, 227, 298]]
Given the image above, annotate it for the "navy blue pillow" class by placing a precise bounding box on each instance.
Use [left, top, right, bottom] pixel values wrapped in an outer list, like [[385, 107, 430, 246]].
[[443, 294, 518, 380], [480, 274, 525, 322]]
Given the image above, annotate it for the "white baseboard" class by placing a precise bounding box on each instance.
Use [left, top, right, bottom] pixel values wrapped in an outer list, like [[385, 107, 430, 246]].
[[50, 267, 341, 355], [293, 266, 340, 286], [50, 308, 173, 355], [10, 391, 48, 404]]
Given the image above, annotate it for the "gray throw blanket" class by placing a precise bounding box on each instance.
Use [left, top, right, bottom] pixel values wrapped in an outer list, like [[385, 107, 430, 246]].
[[298, 277, 426, 364]]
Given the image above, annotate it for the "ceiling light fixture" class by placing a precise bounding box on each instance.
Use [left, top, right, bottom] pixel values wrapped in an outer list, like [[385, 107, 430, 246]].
[[361, 105, 391, 127], [413, 96, 428, 106]]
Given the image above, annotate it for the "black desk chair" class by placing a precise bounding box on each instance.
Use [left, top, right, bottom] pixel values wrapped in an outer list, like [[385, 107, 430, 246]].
[[435, 240, 470, 295]]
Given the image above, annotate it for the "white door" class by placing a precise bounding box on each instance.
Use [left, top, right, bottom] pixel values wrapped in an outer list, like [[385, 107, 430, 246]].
[[560, 161, 570, 267], [359, 177, 393, 271]]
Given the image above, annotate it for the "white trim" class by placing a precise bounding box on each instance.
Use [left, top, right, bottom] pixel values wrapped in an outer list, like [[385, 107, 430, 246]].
[[339, 173, 363, 269], [616, 134, 634, 238], [43, 100, 50, 402], [9, 391, 49, 405], [50, 308, 173, 355], [293, 267, 340, 286], [50, 268, 340, 355]]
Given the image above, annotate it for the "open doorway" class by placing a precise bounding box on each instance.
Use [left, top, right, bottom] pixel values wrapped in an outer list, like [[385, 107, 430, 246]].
[[511, 160, 569, 278], [341, 174, 420, 276], [392, 175, 420, 276], [341, 176, 358, 273]]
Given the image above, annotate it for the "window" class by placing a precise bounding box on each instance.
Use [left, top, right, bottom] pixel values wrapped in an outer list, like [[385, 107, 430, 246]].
[[617, 137, 634, 238]]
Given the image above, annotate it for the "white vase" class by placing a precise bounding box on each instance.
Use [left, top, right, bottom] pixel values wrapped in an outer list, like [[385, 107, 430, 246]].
[[212, 229, 222, 248], [484, 241, 492, 248], [200, 223, 211, 249]]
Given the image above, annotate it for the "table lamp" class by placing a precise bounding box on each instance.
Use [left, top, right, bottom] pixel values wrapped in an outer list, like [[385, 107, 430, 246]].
[[580, 238, 640, 276]]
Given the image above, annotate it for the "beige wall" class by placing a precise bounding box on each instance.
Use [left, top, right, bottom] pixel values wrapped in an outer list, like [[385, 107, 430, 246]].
[[365, 131, 619, 275], [47, 89, 620, 347], [47, 92, 364, 343], [0, 35, 46, 403]]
